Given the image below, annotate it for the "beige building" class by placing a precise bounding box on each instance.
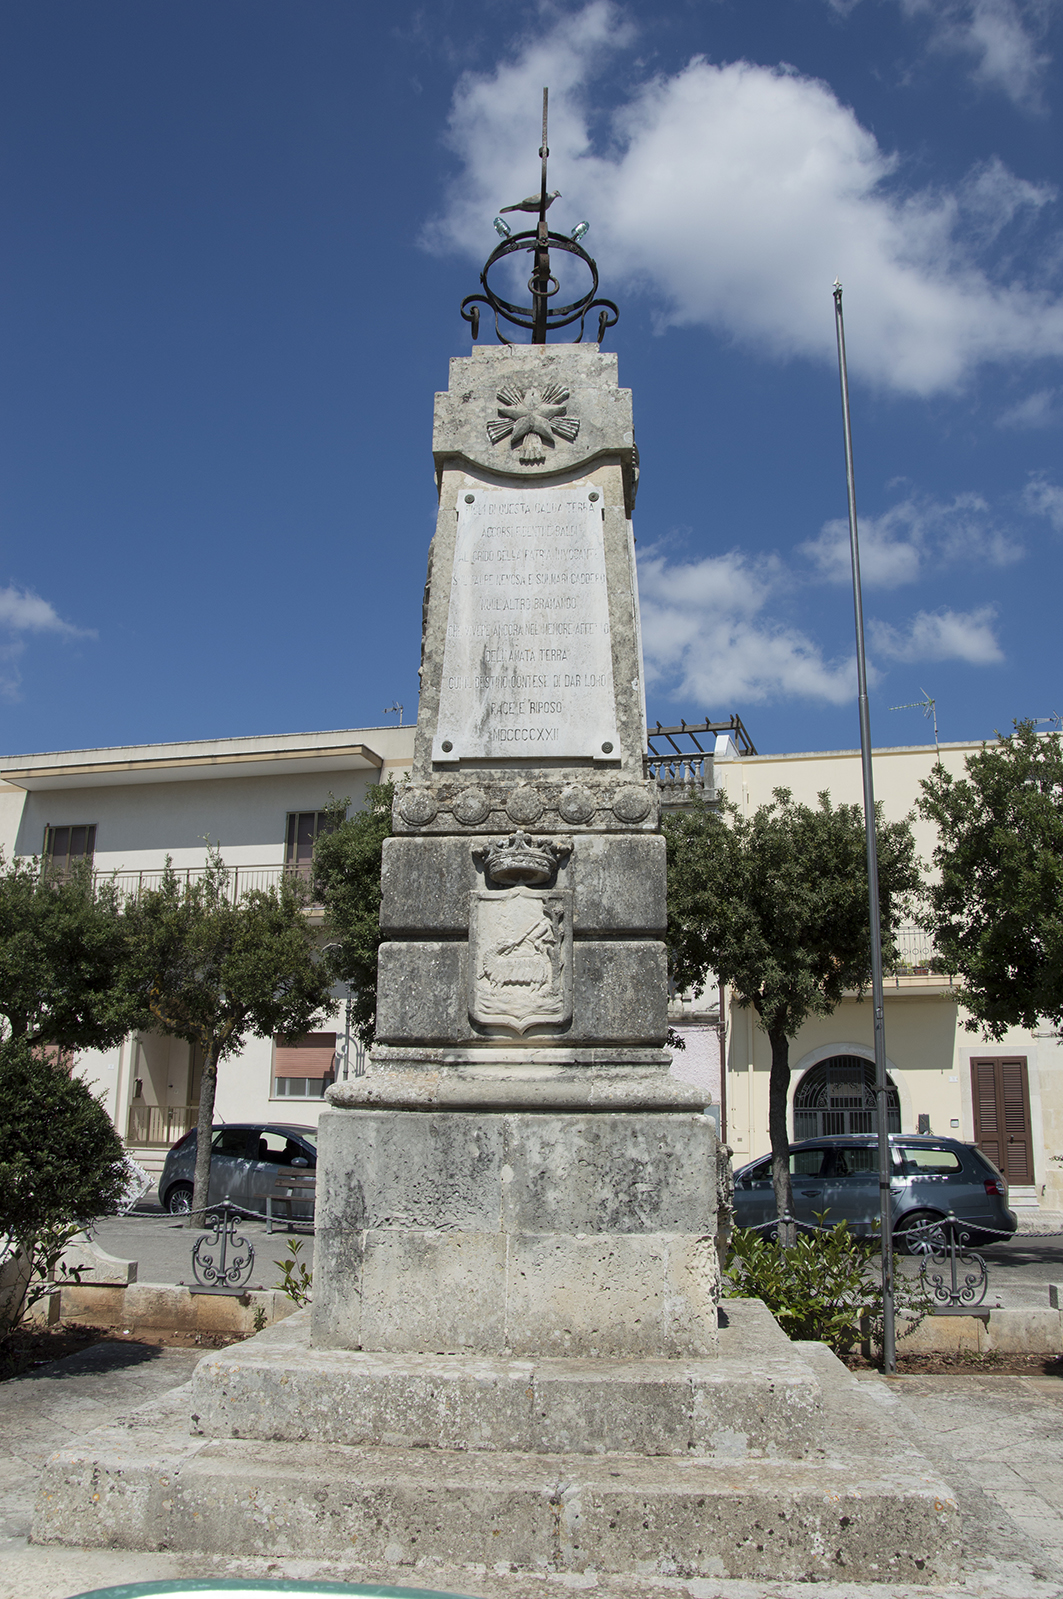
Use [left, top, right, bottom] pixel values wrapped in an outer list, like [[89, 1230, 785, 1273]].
[[662, 732, 1061, 1215], [0, 725, 416, 1186]]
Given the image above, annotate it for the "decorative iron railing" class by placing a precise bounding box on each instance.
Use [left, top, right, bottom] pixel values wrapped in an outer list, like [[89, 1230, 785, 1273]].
[[126, 1102, 199, 1147], [98, 862, 294, 904], [886, 925, 950, 977], [191, 1203, 257, 1294]]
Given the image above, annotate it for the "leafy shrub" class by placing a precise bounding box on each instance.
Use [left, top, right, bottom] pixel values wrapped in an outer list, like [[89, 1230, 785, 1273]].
[[0, 1037, 127, 1329], [312, 784, 395, 1045], [0, 1037, 127, 1239], [274, 1238, 312, 1307], [724, 1220, 934, 1358]]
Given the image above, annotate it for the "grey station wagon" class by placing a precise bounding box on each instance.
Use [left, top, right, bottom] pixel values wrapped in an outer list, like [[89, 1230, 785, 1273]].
[[733, 1134, 1017, 1253], [159, 1123, 317, 1217]]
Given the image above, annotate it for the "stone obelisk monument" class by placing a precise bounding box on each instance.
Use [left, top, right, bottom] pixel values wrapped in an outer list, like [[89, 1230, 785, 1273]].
[[34, 98, 960, 1583], [313, 96, 719, 1357]]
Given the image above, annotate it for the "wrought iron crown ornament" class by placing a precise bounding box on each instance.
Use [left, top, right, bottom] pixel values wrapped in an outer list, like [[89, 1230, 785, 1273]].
[[460, 89, 619, 347]]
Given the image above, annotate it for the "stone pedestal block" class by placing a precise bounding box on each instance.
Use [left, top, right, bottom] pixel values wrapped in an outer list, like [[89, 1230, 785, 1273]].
[[376, 940, 668, 1046], [192, 1302, 822, 1458], [380, 833, 667, 935], [311, 1102, 718, 1356]]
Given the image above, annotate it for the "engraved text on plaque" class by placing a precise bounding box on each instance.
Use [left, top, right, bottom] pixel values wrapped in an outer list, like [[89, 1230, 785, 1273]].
[[433, 488, 618, 763]]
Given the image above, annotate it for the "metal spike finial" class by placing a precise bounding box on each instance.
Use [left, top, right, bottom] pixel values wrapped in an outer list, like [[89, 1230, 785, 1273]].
[[460, 88, 619, 347]]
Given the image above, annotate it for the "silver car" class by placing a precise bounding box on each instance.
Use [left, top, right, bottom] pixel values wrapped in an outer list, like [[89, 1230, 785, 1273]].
[[733, 1134, 1017, 1254], [159, 1122, 317, 1218]]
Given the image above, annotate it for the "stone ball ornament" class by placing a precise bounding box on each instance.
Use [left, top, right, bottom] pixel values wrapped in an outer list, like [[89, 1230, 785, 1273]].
[[557, 784, 597, 825], [506, 785, 544, 825], [611, 785, 653, 824], [398, 790, 439, 828], [453, 787, 492, 827]]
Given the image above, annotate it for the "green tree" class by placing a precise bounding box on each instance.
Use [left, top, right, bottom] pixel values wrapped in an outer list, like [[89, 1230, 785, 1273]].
[[121, 848, 335, 1220], [664, 789, 919, 1223], [0, 852, 133, 1052], [918, 720, 1063, 1038], [311, 782, 394, 1046], [0, 1036, 128, 1329]]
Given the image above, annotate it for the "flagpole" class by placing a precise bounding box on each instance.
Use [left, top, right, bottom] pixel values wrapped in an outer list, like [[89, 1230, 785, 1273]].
[[833, 280, 896, 1376]]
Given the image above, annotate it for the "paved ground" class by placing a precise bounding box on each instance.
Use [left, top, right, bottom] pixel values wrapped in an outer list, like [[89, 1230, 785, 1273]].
[[88, 1205, 315, 1289], [4, 1338, 1063, 1599]]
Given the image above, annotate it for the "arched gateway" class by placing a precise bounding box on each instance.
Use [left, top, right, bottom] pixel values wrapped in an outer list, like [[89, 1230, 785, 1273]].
[[794, 1054, 901, 1138]]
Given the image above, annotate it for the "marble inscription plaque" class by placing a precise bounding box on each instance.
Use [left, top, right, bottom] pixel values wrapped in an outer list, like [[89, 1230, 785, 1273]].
[[469, 887, 572, 1034], [433, 488, 618, 763]]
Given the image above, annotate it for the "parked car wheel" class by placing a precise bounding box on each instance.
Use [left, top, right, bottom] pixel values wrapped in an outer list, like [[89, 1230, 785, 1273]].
[[894, 1209, 945, 1256], [165, 1182, 194, 1216]]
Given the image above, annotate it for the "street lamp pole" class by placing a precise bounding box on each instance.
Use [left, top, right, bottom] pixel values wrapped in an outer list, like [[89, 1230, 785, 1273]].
[[833, 280, 896, 1375]]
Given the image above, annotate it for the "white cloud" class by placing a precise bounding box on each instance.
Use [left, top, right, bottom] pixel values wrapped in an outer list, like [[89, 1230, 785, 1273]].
[[0, 586, 86, 638], [429, 4, 1063, 395], [1024, 473, 1063, 529], [870, 605, 1004, 663], [997, 386, 1061, 427], [0, 585, 94, 701], [637, 548, 856, 706], [800, 493, 1023, 587], [900, 0, 1054, 109]]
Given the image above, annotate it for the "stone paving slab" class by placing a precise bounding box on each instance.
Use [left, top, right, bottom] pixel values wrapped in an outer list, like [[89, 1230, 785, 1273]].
[[0, 1341, 201, 1546]]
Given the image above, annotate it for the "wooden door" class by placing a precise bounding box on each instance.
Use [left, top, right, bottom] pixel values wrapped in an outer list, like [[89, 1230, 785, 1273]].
[[970, 1057, 1034, 1184]]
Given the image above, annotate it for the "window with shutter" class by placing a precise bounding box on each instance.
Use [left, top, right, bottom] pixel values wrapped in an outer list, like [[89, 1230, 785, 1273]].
[[272, 1032, 337, 1099], [284, 811, 341, 879], [43, 823, 97, 877]]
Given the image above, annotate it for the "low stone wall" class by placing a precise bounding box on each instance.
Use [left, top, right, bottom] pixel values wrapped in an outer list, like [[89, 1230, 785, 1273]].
[[899, 1306, 1063, 1355], [49, 1280, 298, 1334], [40, 1281, 1063, 1350]]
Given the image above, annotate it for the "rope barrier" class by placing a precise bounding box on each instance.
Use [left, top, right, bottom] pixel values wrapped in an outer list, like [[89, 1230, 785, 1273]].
[[734, 1212, 1063, 1240]]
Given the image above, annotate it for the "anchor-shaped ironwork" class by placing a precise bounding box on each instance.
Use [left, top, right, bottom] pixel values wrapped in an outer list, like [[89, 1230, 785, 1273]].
[[191, 1202, 256, 1293], [460, 88, 619, 347]]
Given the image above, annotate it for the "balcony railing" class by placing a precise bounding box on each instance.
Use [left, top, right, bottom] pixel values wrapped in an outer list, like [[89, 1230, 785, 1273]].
[[127, 1102, 198, 1147], [97, 863, 300, 904], [884, 925, 952, 979], [649, 754, 714, 800]]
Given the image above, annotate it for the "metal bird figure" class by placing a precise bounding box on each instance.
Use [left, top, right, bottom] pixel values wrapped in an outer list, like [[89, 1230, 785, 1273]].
[[500, 189, 561, 215]]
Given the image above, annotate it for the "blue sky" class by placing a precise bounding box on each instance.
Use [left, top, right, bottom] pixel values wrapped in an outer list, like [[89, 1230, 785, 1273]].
[[1, 0, 1061, 758]]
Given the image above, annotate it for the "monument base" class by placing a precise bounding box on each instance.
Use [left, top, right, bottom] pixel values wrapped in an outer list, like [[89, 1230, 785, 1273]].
[[310, 1085, 720, 1357], [33, 1304, 961, 1584]]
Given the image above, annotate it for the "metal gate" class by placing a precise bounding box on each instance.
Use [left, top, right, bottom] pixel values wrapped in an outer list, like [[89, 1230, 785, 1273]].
[[793, 1055, 901, 1139]]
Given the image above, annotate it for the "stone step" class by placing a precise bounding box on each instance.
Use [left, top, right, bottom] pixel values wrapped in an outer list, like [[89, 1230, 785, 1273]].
[[34, 1388, 959, 1586], [190, 1301, 821, 1458]]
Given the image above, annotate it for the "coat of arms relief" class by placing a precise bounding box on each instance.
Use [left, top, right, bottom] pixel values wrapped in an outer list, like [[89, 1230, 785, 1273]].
[[469, 886, 572, 1035]]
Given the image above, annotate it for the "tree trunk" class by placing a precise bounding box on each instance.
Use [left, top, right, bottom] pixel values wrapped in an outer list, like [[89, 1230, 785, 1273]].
[[188, 1043, 219, 1228], [768, 1028, 795, 1246]]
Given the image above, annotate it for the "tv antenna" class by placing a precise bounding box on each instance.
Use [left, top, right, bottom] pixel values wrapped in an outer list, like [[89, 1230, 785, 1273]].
[[890, 689, 939, 755], [384, 703, 404, 726]]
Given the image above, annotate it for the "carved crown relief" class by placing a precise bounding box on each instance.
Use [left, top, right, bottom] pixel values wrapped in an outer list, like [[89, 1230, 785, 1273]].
[[486, 384, 581, 466], [473, 830, 571, 887]]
